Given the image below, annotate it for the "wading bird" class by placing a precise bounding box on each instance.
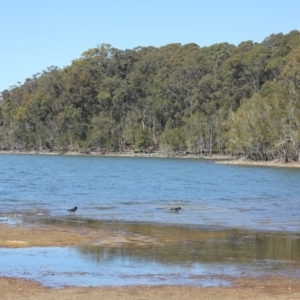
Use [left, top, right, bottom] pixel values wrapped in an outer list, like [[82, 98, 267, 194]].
[[171, 207, 181, 212], [67, 206, 77, 215]]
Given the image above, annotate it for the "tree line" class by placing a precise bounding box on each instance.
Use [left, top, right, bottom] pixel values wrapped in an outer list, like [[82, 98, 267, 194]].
[[1, 30, 300, 161]]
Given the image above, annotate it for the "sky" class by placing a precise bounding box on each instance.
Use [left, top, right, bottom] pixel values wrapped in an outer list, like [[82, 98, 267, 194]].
[[1, 0, 299, 92]]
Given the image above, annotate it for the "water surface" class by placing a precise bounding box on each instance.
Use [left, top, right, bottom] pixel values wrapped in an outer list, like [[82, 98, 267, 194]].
[[1, 154, 300, 231]]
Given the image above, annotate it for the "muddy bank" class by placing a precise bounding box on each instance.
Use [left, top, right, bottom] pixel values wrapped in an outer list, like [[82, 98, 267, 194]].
[[0, 221, 157, 248]]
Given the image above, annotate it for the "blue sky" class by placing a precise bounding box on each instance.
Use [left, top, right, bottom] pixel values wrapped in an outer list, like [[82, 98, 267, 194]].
[[1, 0, 299, 92]]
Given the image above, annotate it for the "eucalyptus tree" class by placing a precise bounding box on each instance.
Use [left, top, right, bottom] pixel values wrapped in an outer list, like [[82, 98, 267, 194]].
[[279, 46, 300, 161]]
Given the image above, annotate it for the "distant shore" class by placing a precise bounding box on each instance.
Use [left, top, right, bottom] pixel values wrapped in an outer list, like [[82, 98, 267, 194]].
[[215, 157, 300, 168], [1, 149, 300, 168]]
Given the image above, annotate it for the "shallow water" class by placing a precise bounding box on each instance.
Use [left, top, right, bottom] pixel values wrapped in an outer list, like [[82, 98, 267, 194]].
[[0, 247, 230, 287], [1, 220, 300, 287]]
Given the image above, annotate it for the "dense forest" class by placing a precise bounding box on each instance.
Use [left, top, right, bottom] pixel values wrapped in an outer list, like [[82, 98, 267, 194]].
[[1, 30, 300, 161]]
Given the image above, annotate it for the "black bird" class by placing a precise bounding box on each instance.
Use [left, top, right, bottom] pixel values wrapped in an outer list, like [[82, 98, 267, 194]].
[[171, 207, 181, 212], [67, 206, 77, 215]]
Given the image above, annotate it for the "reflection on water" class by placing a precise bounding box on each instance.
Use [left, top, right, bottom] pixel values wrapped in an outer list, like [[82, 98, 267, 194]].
[[75, 220, 300, 267], [1, 219, 300, 287], [0, 247, 230, 287], [36, 218, 300, 265]]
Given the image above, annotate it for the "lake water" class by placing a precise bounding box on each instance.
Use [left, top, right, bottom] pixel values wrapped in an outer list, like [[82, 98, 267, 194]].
[[1, 153, 300, 287], [0, 153, 299, 231]]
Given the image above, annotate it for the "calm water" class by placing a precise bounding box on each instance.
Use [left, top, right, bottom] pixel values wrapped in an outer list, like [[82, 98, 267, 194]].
[[0, 247, 231, 287], [0, 153, 300, 231]]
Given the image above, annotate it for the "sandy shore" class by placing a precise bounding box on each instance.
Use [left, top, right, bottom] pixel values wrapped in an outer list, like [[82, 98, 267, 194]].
[[1, 223, 300, 299], [215, 158, 300, 168]]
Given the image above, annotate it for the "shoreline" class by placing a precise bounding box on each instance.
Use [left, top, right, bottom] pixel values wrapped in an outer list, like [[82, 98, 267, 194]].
[[1, 276, 300, 300], [216, 157, 300, 168], [1, 149, 300, 168]]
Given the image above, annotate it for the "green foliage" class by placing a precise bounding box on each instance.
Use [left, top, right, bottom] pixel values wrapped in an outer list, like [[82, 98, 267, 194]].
[[160, 127, 186, 153], [1, 30, 300, 161]]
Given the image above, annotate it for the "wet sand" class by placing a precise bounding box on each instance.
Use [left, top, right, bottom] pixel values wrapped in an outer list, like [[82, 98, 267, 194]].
[[0, 221, 159, 248], [1, 276, 300, 300], [1, 222, 300, 299]]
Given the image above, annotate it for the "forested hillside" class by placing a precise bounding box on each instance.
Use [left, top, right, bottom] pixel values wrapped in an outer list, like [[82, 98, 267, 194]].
[[1, 30, 300, 161]]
